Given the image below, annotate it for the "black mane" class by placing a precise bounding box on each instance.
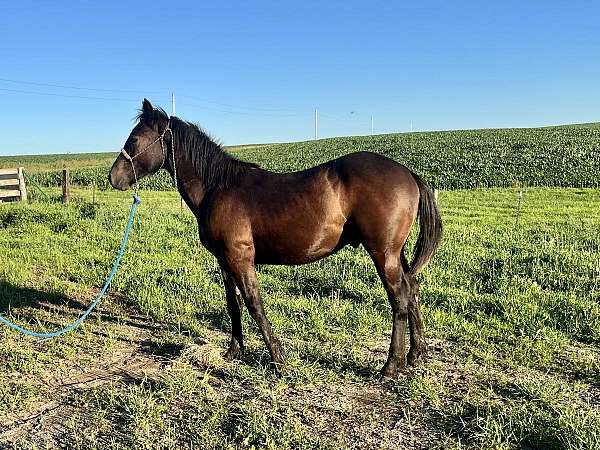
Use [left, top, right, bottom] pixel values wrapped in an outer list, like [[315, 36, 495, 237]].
[[138, 106, 258, 190]]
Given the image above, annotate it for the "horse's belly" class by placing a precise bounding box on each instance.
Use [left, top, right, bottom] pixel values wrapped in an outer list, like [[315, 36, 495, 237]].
[[253, 217, 346, 265]]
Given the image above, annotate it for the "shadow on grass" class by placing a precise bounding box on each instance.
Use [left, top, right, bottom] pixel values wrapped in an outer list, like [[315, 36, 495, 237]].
[[0, 280, 85, 313], [0, 280, 383, 380], [195, 307, 229, 332], [0, 281, 193, 345], [299, 349, 380, 379], [139, 339, 186, 359]]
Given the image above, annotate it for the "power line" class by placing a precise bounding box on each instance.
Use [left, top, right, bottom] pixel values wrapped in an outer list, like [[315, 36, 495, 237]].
[[0, 75, 367, 121], [0, 76, 376, 137], [319, 111, 365, 122], [177, 93, 300, 113], [0, 86, 146, 102], [0, 86, 307, 118], [0, 76, 162, 94], [183, 101, 305, 117]]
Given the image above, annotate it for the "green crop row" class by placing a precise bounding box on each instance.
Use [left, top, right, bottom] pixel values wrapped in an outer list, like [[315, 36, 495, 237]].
[[22, 123, 600, 190]]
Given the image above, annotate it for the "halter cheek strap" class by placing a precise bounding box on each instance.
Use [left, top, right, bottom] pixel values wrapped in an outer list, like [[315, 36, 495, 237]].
[[121, 148, 133, 162]]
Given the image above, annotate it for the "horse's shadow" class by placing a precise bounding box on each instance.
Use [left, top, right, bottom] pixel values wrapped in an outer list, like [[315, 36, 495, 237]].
[[0, 280, 84, 313], [0, 280, 152, 327], [0, 280, 383, 379]]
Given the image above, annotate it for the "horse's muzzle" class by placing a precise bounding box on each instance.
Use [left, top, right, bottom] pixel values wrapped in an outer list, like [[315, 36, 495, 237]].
[[108, 168, 130, 191]]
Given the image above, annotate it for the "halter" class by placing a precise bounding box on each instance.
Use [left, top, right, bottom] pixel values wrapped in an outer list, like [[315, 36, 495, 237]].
[[120, 118, 178, 195]]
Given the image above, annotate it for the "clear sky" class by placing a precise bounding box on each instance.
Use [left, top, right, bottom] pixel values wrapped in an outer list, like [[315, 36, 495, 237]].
[[1, 0, 599, 155]]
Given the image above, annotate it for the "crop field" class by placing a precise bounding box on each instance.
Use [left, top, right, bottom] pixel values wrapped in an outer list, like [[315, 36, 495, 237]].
[[4, 123, 599, 191], [0, 127, 599, 449]]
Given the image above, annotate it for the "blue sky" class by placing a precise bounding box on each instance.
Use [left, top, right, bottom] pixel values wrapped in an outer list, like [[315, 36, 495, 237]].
[[1, 0, 599, 155]]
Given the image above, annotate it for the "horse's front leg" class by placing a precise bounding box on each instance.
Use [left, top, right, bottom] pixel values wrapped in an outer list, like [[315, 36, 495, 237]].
[[220, 266, 245, 360], [223, 247, 285, 370]]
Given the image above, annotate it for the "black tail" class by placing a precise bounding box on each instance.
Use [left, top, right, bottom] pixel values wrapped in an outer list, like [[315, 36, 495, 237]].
[[409, 172, 443, 275]]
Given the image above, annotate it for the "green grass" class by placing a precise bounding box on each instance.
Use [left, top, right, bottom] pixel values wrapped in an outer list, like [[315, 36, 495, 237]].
[[4, 123, 600, 191], [0, 187, 598, 449]]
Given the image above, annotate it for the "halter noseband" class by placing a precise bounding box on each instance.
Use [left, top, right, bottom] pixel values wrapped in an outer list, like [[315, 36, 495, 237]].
[[120, 119, 178, 194]]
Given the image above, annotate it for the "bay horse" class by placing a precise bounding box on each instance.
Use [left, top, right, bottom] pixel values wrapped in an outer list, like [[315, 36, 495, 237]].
[[109, 99, 442, 378]]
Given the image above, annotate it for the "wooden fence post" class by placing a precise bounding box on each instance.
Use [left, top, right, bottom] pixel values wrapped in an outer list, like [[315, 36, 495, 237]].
[[62, 167, 70, 204], [433, 189, 439, 204], [17, 167, 27, 202]]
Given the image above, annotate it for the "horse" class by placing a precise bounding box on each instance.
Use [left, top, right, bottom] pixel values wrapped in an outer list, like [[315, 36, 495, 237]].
[[109, 99, 442, 378]]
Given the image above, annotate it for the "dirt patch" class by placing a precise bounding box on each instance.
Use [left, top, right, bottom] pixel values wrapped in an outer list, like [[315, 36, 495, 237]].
[[0, 300, 199, 448]]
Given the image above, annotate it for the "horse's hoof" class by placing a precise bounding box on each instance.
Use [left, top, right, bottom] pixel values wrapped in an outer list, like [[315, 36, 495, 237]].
[[271, 341, 285, 364], [407, 350, 423, 367], [379, 363, 401, 380], [407, 342, 428, 367], [379, 358, 408, 380], [271, 360, 285, 377], [223, 347, 243, 361], [406, 354, 418, 367], [270, 343, 286, 375], [379, 368, 399, 381]]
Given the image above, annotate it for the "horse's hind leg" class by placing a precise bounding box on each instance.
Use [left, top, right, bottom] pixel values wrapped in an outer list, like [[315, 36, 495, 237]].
[[406, 275, 427, 366], [368, 247, 410, 379], [220, 266, 245, 360], [401, 253, 427, 366]]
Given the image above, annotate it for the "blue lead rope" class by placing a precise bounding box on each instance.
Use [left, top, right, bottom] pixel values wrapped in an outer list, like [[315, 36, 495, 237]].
[[0, 195, 141, 339]]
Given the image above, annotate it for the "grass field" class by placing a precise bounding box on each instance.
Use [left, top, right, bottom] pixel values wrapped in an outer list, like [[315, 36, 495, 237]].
[[0, 186, 599, 449]]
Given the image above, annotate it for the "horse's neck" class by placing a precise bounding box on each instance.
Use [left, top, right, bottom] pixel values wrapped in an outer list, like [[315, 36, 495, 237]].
[[178, 179, 205, 210], [168, 136, 249, 209], [170, 150, 207, 209]]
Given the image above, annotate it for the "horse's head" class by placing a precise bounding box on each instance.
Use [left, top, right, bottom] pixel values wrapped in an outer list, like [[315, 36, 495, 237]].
[[109, 99, 171, 191]]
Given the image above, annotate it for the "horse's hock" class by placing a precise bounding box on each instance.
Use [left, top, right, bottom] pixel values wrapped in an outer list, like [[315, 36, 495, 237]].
[[0, 167, 27, 203]]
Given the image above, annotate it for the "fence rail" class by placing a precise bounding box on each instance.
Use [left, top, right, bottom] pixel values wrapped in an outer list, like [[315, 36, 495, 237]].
[[0, 167, 27, 202]]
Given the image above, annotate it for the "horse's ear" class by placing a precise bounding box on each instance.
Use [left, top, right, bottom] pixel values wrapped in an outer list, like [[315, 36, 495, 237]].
[[142, 98, 153, 116]]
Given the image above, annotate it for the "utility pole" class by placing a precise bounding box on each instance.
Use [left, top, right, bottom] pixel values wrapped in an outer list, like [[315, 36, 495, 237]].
[[171, 92, 176, 116], [371, 115, 374, 135], [315, 109, 318, 140]]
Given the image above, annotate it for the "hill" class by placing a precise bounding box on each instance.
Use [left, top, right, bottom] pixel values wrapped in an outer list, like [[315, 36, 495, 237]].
[[2, 123, 599, 190]]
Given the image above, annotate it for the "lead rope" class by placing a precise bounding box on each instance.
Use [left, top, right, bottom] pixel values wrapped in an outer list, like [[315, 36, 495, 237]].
[[0, 195, 141, 339]]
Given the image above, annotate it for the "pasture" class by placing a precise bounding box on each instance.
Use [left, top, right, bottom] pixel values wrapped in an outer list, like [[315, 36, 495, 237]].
[[0, 127, 599, 449]]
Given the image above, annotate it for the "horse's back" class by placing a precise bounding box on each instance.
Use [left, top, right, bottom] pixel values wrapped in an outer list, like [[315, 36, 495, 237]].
[[333, 151, 419, 210]]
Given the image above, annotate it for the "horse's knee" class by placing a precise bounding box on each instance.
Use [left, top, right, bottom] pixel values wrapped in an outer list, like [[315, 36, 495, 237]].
[[402, 274, 420, 302], [395, 275, 421, 313]]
